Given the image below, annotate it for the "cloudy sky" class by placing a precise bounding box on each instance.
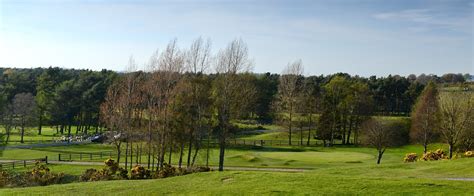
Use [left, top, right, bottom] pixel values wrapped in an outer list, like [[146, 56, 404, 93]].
[[0, 0, 472, 76]]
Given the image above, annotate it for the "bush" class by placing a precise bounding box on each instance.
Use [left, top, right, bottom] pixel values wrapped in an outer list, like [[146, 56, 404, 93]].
[[29, 162, 65, 186], [465, 151, 473, 158], [80, 169, 97, 181], [81, 159, 128, 182], [130, 165, 151, 179], [0, 163, 65, 188], [152, 164, 211, 179], [404, 153, 417, 163], [155, 163, 178, 178], [421, 149, 446, 161]]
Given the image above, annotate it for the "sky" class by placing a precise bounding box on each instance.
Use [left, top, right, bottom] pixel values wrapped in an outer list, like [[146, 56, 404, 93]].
[[0, 0, 472, 76]]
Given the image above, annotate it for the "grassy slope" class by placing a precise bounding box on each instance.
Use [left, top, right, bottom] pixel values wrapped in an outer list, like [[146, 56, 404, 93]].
[[2, 159, 473, 195]]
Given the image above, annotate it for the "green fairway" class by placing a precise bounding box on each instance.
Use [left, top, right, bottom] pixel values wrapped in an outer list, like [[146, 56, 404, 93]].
[[2, 158, 473, 195]]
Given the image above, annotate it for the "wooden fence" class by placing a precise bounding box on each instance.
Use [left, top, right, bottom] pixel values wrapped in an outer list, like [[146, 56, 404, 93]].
[[0, 157, 48, 170], [206, 139, 330, 147], [58, 151, 114, 161]]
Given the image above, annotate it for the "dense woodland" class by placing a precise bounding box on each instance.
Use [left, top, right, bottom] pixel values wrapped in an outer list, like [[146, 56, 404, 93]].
[[0, 39, 472, 169]]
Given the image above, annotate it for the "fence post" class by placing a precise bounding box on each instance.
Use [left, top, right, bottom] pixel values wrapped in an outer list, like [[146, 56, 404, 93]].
[[12, 161, 15, 169], [58, 154, 61, 161], [45, 156, 48, 164], [69, 154, 72, 161], [23, 160, 26, 168], [90, 153, 93, 160]]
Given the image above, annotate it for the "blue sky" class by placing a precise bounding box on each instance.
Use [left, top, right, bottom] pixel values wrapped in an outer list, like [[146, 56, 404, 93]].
[[0, 0, 472, 76]]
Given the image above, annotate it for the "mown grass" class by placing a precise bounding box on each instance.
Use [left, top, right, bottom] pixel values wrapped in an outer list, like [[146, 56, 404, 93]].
[[2, 158, 473, 195]]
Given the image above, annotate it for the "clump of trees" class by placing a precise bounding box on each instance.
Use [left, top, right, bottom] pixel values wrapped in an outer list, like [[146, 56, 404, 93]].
[[101, 38, 256, 171]]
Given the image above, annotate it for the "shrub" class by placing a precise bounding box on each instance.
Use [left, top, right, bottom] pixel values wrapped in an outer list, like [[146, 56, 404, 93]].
[[28, 162, 65, 186], [404, 153, 417, 163], [130, 165, 151, 179], [81, 159, 128, 182], [80, 169, 97, 181], [421, 149, 446, 161], [0, 163, 65, 187], [153, 164, 211, 179], [465, 151, 473, 158], [155, 163, 178, 178]]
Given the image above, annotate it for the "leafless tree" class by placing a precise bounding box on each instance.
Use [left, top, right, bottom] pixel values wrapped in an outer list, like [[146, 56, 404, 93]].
[[184, 37, 212, 168], [213, 38, 254, 171], [362, 118, 401, 164], [276, 60, 304, 145]]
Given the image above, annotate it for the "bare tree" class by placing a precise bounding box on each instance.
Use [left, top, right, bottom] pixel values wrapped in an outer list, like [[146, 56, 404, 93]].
[[184, 37, 212, 168], [213, 38, 254, 171], [101, 57, 141, 164], [154, 39, 184, 169], [276, 60, 304, 145], [438, 91, 474, 158], [362, 118, 401, 164], [12, 93, 36, 143]]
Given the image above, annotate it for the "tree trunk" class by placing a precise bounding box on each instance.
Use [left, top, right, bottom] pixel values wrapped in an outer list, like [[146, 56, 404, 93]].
[[346, 117, 353, 145], [178, 142, 184, 168], [130, 141, 133, 170], [116, 144, 122, 163], [125, 141, 129, 169], [289, 111, 292, 146], [307, 113, 312, 146], [299, 125, 303, 146], [218, 135, 226, 171], [448, 143, 453, 159], [38, 114, 43, 135], [206, 133, 211, 167], [377, 149, 385, 164], [187, 135, 193, 168], [20, 126, 25, 143], [168, 145, 172, 165]]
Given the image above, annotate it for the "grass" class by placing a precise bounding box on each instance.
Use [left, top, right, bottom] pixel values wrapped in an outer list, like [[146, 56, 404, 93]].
[[1, 121, 472, 194], [1, 158, 473, 195]]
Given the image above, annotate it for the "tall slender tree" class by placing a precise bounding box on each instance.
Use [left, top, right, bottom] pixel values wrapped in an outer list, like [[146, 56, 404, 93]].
[[213, 38, 254, 171], [276, 60, 304, 145], [410, 82, 440, 153]]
